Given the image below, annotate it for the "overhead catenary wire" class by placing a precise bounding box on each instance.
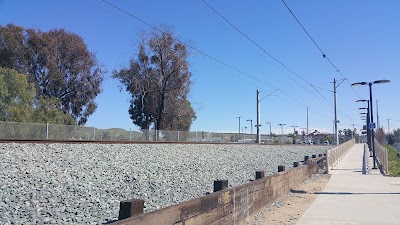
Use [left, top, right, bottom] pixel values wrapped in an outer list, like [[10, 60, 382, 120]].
[[90, 0, 336, 123], [199, 0, 335, 109], [280, 0, 363, 101]]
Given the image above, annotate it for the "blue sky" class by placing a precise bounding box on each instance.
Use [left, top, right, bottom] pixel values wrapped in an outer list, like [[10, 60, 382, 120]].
[[1, 0, 399, 134]]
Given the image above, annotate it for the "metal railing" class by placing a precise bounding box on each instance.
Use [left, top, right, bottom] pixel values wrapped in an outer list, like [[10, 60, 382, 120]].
[[374, 139, 389, 175], [326, 139, 355, 174], [0, 121, 283, 143]]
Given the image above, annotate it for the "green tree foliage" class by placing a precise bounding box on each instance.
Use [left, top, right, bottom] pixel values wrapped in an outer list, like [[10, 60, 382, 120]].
[[0, 67, 35, 122], [0, 67, 76, 124], [113, 28, 196, 131], [0, 24, 104, 125]]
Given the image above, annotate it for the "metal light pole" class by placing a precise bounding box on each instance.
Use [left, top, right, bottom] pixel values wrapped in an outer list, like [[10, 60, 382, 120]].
[[237, 116, 242, 140], [387, 119, 391, 134], [265, 122, 272, 143], [352, 79, 390, 169], [278, 123, 286, 144], [246, 119, 253, 136], [291, 125, 298, 144]]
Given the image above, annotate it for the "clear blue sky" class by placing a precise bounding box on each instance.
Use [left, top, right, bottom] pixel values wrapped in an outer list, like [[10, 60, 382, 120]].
[[1, 0, 399, 134]]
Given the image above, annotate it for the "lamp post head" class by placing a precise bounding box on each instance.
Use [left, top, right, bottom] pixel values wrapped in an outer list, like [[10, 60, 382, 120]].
[[351, 82, 368, 86], [373, 79, 390, 84]]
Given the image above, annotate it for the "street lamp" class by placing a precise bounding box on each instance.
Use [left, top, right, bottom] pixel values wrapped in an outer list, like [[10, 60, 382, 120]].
[[265, 122, 272, 143], [246, 119, 253, 136], [278, 123, 286, 144], [352, 79, 390, 169], [357, 100, 371, 153], [291, 126, 298, 144], [244, 126, 247, 140]]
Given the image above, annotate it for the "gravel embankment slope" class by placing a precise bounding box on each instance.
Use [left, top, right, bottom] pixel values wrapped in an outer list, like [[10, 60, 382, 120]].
[[0, 143, 330, 224]]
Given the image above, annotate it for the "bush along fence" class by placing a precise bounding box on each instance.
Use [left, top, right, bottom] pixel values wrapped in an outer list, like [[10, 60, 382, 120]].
[[326, 139, 355, 174], [374, 139, 389, 175], [112, 156, 326, 225]]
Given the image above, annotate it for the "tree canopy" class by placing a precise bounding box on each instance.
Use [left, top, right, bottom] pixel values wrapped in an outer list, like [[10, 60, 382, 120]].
[[113, 28, 196, 131], [0, 67, 75, 124], [0, 24, 104, 125]]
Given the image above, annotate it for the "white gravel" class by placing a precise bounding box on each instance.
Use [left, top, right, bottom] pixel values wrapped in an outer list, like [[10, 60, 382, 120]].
[[0, 143, 330, 224]]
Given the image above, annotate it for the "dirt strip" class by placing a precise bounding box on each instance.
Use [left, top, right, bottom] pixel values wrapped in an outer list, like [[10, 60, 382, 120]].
[[246, 173, 331, 225]]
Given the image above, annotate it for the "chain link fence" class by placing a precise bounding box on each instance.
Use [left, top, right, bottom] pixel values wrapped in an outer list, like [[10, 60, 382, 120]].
[[0, 121, 282, 143]]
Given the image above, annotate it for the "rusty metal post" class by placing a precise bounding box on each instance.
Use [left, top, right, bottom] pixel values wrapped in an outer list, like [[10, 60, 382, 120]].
[[214, 180, 228, 192], [118, 199, 144, 220], [255, 171, 265, 179], [278, 165, 285, 172]]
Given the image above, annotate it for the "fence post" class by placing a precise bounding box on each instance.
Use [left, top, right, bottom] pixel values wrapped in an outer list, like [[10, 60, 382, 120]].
[[195, 131, 198, 142], [118, 199, 144, 220], [93, 126, 95, 140], [178, 130, 180, 142], [256, 171, 265, 179], [46, 123, 49, 139], [213, 180, 228, 192], [129, 128, 132, 141]]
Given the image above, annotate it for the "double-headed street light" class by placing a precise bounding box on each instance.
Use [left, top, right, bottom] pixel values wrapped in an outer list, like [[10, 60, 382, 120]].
[[352, 79, 390, 169]]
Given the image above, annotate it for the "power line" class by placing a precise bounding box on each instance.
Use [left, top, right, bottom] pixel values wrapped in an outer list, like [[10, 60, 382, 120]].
[[91, 0, 335, 121], [199, 0, 336, 109], [280, 0, 362, 100]]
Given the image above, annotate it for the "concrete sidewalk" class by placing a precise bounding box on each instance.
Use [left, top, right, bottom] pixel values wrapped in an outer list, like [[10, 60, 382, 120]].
[[296, 143, 400, 225]]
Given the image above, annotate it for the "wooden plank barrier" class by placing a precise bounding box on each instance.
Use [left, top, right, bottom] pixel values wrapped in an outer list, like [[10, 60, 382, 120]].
[[113, 157, 325, 225]]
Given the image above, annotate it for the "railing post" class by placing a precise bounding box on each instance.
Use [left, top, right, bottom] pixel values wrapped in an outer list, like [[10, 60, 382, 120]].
[[46, 123, 49, 139], [129, 128, 132, 141], [93, 126, 95, 140], [326, 149, 330, 174], [178, 130, 180, 142]]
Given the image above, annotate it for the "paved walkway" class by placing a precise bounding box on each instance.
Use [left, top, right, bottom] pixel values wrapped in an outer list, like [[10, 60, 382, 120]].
[[297, 143, 400, 225]]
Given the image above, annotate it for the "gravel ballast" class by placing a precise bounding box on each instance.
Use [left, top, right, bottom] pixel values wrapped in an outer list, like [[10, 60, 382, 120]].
[[0, 143, 330, 224]]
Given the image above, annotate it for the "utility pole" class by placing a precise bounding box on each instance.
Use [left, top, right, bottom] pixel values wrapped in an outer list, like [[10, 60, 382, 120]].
[[237, 116, 242, 140], [306, 106, 309, 140], [278, 123, 286, 144], [256, 89, 261, 144], [333, 79, 344, 146]]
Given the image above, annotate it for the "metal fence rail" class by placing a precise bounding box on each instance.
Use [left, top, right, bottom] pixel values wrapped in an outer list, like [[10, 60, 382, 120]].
[[326, 139, 355, 174], [0, 121, 282, 143], [374, 140, 389, 175]]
